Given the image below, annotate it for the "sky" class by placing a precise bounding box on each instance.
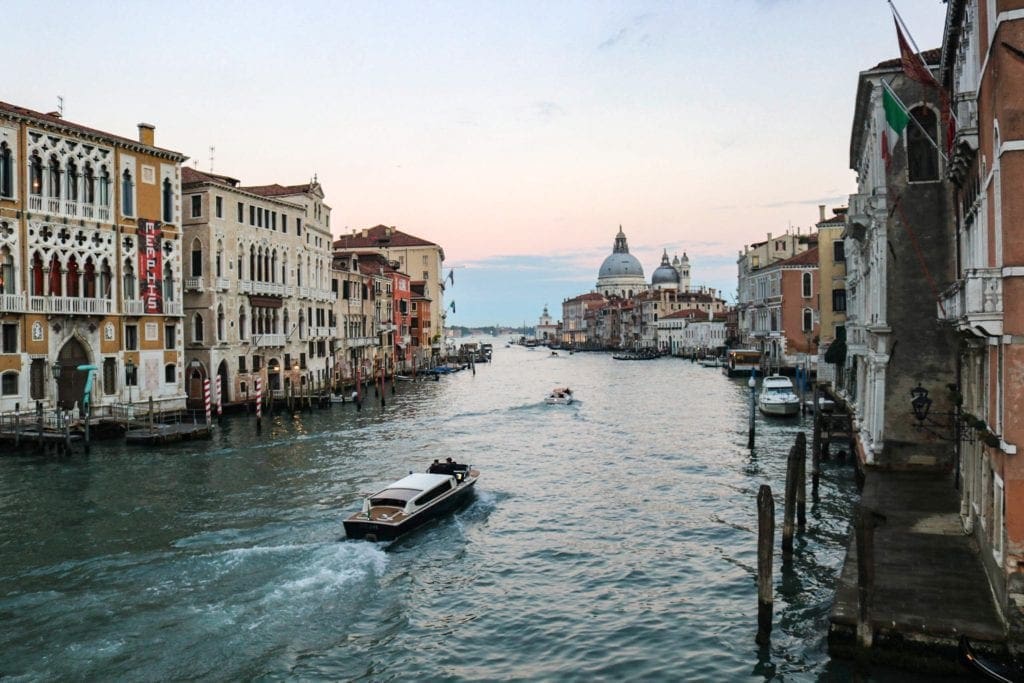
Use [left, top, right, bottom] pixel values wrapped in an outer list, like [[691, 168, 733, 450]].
[[5, 0, 947, 327]]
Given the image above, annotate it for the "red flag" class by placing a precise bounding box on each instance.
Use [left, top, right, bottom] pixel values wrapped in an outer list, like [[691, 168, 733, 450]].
[[894, 16, 938, 87]]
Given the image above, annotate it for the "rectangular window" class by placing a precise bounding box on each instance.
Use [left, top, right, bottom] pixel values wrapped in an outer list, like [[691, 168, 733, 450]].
[[1, 371, 17, 395], [832, 289, 847, 312], [165, 324, 176, 349], [296, 217, 302, 235], [238, 355, 247, 372], [30, 359, 44, 400], [833, 240, 845, 262], [271, 212, 276, 230], [165, 364, 176, 383], [1, 323, 17, 353], [191, 249, 203, 277], [281, 213, 287, 234], [253, 355, 262, 371], [284, 353, 291, 371], [190, 195, 202, 217], [125, 324, 139, 350], [237, 202, 244, 222], [215, 196, 223, 218], [257, 207, 263, 228], [249, 206, 255, 226]]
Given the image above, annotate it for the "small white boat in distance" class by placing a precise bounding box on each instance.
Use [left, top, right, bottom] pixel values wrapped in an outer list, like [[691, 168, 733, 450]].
[[758, 375, 800, 416], [545, 387, 574, 405]]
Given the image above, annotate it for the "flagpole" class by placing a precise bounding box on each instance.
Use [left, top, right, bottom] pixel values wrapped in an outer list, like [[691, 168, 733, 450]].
[[888, 0, 927, 60], [881, 78, 947, 162]]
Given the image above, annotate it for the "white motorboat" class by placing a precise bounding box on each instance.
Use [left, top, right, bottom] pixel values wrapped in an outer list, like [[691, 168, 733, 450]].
[[758, 375, 800, 416], [344, 462, 479, 542], [545, 387, 574, 405]]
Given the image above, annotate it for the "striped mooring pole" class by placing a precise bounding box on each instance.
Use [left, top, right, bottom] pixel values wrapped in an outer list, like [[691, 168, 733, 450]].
[[215, 374, 223, 421], [203, 378, 212, 426], [255, 377, 263, 431]]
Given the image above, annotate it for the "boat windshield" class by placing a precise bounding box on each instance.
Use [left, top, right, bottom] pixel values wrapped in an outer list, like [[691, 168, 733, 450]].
[[370, 488, 420, 507]]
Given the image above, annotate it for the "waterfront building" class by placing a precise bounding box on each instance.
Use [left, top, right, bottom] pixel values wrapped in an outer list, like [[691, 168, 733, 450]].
[[560, 292, 605, 348], [536, 304, 558, 344], [656, 309, 727, 356], [815, 205, 849, 387], [330, 251, 378, 385], [735, 229, 816, 353], [409, 281, 432, 370], [596, 227, 647, 299], [353, 253, 395, 379], [180, 168, 336, 405], [845, 49, 956, 469], [0, 102, 187, 413], [937, 0, 1024, 630], [333, 225, 445, 360]]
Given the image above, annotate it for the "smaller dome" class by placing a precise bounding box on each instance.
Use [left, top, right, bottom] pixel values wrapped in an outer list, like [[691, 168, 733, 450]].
[[652, 250, 680, 286]]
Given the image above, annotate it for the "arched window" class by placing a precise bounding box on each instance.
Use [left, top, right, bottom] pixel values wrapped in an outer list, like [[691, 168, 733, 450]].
[[217, 304, 225, 341], [29, 154, 43, 196], [162, 178, 173, 223], [270, 250, 277, 283], [66, 159, 79, 202], [31, 252, 44, 295], [190, 238, 203, 277], [83, 257, 96, 298], [237, 246, 243, 280], [48, 155, 61, 199], [249, 246, 256, 282], [98, 166, 110, 206], [908, 106, 939, 182], [802, 272, 812, 297], [215, 241, 223, 278], [239, 306, 247, 341], [121, 169, 134, 216], [0, 246, 13, 295], [164, 364, 176, 383], [123, 259, 136, 299], [0, 142, 12, 197], [66, 256, 79, 297], [100, 259, 112, 299], [802, 308, 814, 332], [193, 313, 205, 342], [284, 309, 290, 337], [1, 370, 18, 396], [163, 262, 175, 301], [83, 163, 95, 204]]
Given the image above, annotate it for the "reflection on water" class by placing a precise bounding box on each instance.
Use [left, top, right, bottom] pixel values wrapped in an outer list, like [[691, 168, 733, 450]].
[[0, 342, 907, 680]]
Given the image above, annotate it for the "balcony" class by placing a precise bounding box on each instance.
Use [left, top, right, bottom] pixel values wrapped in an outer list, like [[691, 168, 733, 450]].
[[345, 336, 378, 348], [241, 280, 285, 297], [215, 277, 230, 291], [29, 295, 113, 315], [124, 299, 181, 316], [0, 293, 27, 313], [184, 277, 204, 292], [27, 195, 113, 223], [938, 268, 1002, 337], [255, 333, 285, 347], [309, 326, 337, 338], [124, 300, 144, 315]]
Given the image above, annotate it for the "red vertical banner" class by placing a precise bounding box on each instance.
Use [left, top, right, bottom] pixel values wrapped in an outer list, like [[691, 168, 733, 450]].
[[138, 219, 164, 314]]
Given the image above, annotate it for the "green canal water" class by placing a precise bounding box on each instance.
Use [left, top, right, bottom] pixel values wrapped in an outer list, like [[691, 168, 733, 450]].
[[0, 344, 939, 680]]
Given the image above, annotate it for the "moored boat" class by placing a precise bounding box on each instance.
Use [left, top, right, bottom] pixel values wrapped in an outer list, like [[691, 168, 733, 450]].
[[724, 349, 761, 377], [344, 462, 479, 542], [959, 635, 1023, 682], [758, 375, 800, 416]]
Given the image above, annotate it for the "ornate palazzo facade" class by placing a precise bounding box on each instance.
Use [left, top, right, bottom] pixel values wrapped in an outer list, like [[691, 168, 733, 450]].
[[0, 102, 186, 413]]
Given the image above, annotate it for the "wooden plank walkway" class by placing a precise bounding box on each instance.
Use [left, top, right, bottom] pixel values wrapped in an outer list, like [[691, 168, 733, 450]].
[[829, 470, 1006, 672]]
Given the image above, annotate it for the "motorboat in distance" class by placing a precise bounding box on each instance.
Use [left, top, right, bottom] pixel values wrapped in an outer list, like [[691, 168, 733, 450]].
[[344, 462, 479, 542], [545, 387, 574, 405], [758, 375, 800, 416]]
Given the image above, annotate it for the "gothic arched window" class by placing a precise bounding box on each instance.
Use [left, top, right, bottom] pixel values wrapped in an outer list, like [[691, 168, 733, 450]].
[[29, 154, 43, 196], [121, 169, 134, 216], [0, 142, 12, 198], [162, 178, 174, 223], [48, 155, 62, 199], [908, 106, 939, 182]]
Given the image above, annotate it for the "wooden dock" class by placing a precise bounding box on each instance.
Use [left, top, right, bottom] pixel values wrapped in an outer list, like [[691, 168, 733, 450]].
[[828, 470, 1006, 673], [124, 421, 213, 445]]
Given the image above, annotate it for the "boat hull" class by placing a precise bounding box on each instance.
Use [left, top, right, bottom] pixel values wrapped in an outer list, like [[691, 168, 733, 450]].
[[344, 476, 478, 542], [759, 400, 800, 416]]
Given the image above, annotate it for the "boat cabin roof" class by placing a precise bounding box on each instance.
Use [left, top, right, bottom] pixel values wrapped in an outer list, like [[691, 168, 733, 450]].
[[763, 376, 794, 388], [377, 472, 450, 497]]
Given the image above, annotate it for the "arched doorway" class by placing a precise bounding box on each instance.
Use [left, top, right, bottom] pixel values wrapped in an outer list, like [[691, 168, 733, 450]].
[[216, 360, 230, 406], [187, 361, 206, 409], [57, 337, 90, 411], [267, 358, 281, 392]]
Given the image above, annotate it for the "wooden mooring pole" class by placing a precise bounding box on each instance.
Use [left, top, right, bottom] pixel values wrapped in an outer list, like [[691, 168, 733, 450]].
[[747, 372, 757, 449], [855, 506, 879, 648], [782, 441, 798, 557], [795, 431, 806, 531], [811, 388, 822, 501], [756, 484, 774, 645]]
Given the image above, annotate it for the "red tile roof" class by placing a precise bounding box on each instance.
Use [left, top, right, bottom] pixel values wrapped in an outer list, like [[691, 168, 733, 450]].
[[0, 99, 186, 159], [240, 182, 318, 197], [181, 166, 241, 187], [777, 246, 819, 267], [334, 224, 439, 249]]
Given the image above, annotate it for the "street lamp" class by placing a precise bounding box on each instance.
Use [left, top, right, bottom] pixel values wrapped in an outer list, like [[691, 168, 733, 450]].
[[125, 358, 136, 405]]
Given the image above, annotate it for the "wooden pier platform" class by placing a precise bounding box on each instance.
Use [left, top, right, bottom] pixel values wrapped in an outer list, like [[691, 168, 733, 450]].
[[829, 470, 1006, 673], [125, 422, 213, 445]]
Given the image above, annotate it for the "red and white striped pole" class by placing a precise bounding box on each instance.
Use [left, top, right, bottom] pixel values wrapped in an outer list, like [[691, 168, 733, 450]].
[[203, 378, 211, 426], [215, 374, 223, 420], [255, 376, 263, 430]]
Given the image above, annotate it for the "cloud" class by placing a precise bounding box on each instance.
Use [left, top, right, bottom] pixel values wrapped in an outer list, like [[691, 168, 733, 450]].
[[712, 194, 849, 210], [532, 101, 564, 122], [597, 13, 655, 51]]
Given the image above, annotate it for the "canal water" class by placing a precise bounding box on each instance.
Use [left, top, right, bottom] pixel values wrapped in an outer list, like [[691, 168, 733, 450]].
[[1, 343, 918, 680]]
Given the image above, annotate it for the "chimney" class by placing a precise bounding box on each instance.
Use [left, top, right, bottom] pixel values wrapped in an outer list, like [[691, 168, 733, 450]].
[[138, 123, 155, 147], [46, 111, 62, 119], [819, 204, 826, 222]]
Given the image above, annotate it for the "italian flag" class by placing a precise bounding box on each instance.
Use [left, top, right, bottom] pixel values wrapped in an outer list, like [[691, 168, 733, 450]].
[[881, 83, 909, 169]]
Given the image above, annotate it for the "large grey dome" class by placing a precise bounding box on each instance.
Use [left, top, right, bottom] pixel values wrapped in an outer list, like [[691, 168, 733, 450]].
[[598, 227, 645, 279], [651, 249, 680, 286]]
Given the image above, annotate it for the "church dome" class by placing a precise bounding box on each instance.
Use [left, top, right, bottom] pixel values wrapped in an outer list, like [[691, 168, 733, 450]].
[[597, 227, 645, 279], [651, 250, 680, 286]]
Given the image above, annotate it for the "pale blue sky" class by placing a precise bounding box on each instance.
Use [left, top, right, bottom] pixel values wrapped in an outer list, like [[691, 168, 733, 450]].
[[5, 0, 946, 326]]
